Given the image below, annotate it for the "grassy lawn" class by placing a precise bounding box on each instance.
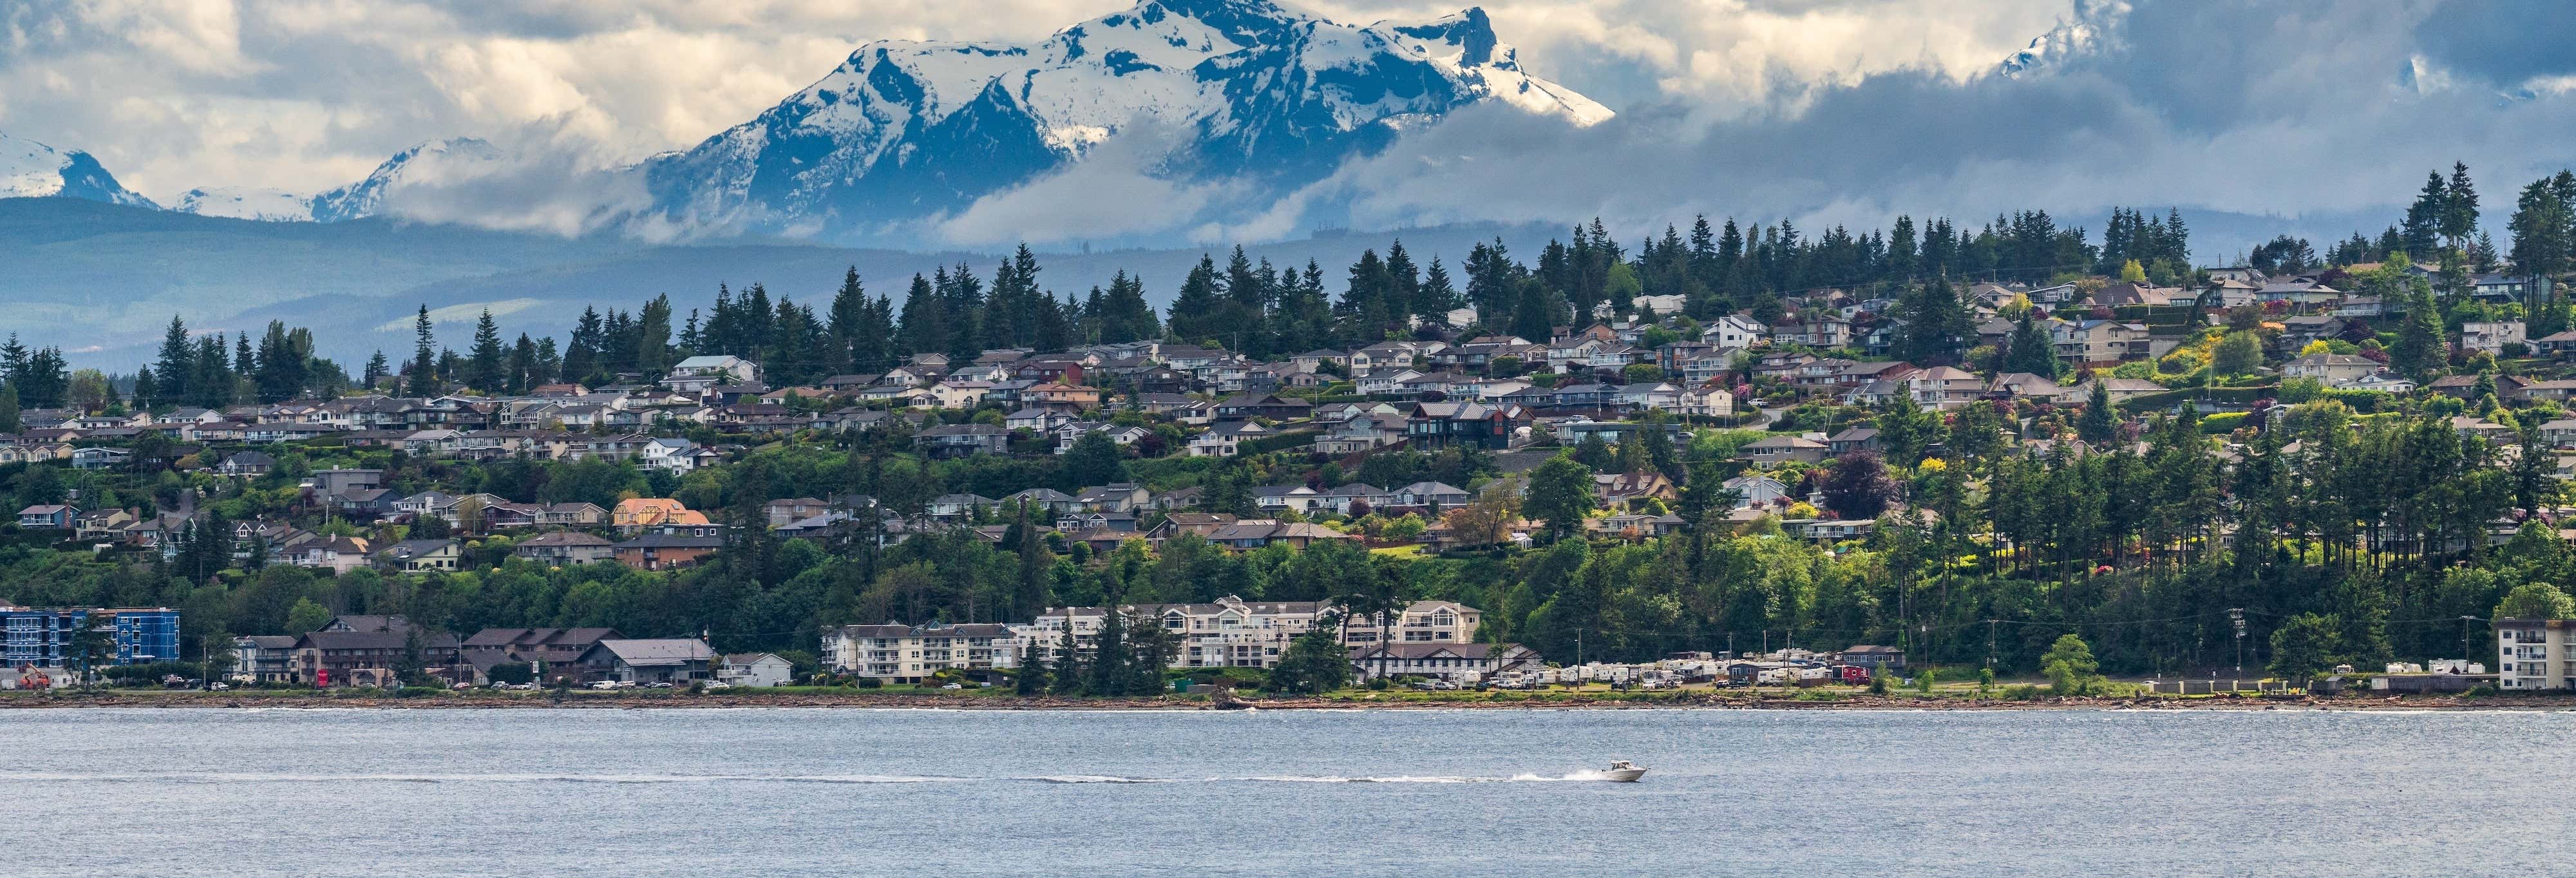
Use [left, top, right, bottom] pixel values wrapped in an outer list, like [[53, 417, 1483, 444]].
[[1368, 544, 1428, 558]]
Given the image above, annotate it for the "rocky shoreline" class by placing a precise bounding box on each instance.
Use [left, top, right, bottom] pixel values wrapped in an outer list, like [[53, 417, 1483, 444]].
[[5, 689, 2570, 711]]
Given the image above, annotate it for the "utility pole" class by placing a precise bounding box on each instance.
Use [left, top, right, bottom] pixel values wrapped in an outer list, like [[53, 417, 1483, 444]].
[[2461, 616, 2477, 664], [1985, 618, 1997, 670]]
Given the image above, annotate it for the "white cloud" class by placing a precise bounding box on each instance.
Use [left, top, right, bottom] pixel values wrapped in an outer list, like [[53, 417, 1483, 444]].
[[3, 0, 2569, 263], [0, 0, 2076, 203]]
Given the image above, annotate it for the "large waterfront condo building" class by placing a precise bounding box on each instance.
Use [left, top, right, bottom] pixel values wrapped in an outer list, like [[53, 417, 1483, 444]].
[[0, 606, 182, 668], [2497, 618, 2576, 691]]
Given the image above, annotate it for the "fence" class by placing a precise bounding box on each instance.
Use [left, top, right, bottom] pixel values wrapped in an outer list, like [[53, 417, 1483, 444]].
[[2138, 678, 2298, 694]]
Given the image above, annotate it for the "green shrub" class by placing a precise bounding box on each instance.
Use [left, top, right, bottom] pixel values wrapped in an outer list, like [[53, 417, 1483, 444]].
[[2004, 684, 2041, 701], [396, 686, 446, 698]]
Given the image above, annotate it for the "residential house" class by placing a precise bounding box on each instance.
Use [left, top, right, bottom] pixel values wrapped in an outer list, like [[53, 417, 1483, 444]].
[[719, 653, 794, 687], [611, 498, 710, 535], [1723, 475, 1793, 509], [377, 539, 461, 573], [1406, 401, 1519, 450], [1770, 315, 1853, 348], [1827, 427, 1881, 455], [2051, 320, 2152, 367], [1741, 435, 1828, 464], [1314, 414, 1406, 455], [1392, 481, 1473, 512], [929, 494, 996, 521], [2461, 320, 2528, 356], [1189, 420, 1271, 457], [2282, 352, 2380, 384], [576, 638, 715, 685], [1908, 367, 1985, 409], [1703, 314, 1768, 350], [214, 451, 275, 477], [913, 423, 1011, 459], [1345, 642, 1542, 683], [614, 533, 721, 571], [286, 535, 373, 573], [17, 504, 77, 530], [515, 531, 616, 566]]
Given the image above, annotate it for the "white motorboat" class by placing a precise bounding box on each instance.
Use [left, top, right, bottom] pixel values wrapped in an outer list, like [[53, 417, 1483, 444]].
[[1601, 761, 1647, 782]]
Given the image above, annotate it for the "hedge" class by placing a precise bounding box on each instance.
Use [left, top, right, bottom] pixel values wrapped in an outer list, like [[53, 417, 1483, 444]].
[[1239, 430, 1320, 455], [2116, 384, 2277, 414]]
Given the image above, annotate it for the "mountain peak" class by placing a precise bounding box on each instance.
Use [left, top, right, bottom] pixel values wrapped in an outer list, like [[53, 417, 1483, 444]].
[[641, 0, 1605, 241], [1382, 8, 1499, 67], [0, 131, 156, 208], [310, 137, 502, 222]]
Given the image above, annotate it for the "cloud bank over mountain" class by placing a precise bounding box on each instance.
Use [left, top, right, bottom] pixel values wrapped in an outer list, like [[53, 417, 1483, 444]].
[[2, 0, 2571, 255]]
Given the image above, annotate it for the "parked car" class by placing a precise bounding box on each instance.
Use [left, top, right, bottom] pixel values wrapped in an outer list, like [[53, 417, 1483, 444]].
[[703, 681, 732, 690], [207, 682, 229, 692], [589, 680, 621, 690]]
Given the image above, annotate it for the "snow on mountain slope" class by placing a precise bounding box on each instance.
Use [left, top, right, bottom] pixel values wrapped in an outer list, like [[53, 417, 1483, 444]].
[[0, 131, 157, 207], [1995, 1, 2129, 79], [309, 137, 502, 222], [176, 186, 316, 222], [1374, 9, 1611, 126], [643, 0, 1607, 234]]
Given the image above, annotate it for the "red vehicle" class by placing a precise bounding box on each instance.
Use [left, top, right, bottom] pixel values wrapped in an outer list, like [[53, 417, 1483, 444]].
[[1835, 665, 1873, 685]]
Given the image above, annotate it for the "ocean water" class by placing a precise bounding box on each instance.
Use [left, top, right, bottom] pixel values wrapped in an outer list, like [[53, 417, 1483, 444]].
[[5, 706, 2568, 877]]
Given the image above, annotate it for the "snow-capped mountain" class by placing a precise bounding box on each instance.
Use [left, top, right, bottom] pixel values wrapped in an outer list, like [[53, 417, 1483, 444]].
[[642, 0, 1607, 233], [175, 186, 316, 222], [1995, 0, 2129, 79], [0, 131, 156, 207], [310, 137, 502, 222]]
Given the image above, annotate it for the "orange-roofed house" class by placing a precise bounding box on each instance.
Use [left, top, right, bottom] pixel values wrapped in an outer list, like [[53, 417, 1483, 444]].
[[612, 499, 712, 536]]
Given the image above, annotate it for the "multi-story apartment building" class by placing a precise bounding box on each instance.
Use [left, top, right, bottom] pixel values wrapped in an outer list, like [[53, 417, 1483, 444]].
[[817, 622, 1021, 684], [1341, 600, 1483, 645], [1026, 596, 1332, 671], [2497, 618, 2576, 691], [0, 606, 181, 668]]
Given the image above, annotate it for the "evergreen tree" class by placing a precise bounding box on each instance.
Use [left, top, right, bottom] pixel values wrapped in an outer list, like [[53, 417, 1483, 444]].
[[2390, 289, 2445, 381], [2077, 378, 2118, 445], [2003, 310, 2060, 377], [1894, 276, 1972, 364], [2441, 161, 2480, 249], [1014, 643, 1047, 694], [2401, 170, 2448, 257], [408, 305, 439, 396], [468, 309, 504, 391], [155, 316, 193, 405]]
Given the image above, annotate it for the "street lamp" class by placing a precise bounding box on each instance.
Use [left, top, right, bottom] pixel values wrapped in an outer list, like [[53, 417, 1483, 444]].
[[2228, 608, 2245, 677]]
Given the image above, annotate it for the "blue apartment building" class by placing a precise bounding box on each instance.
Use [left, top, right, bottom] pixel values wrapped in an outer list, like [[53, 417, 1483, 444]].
[[0, 606, 182, 667]]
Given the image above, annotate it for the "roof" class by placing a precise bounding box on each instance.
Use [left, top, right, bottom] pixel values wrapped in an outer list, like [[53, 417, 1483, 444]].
[[1347, 642, 1528, 660], [464, 627, 621, 648], [616, 533, 723, 549], [596, 638, 715, 666], [518, 531, 613, 548]]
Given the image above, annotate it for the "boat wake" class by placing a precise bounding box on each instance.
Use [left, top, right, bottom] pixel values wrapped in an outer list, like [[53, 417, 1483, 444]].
[[12, 770, 1631, 785]]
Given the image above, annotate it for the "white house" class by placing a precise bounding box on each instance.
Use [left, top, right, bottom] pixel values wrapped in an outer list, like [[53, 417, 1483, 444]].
[[669, 355, 761, 383], [718, 653, 794, 687]]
